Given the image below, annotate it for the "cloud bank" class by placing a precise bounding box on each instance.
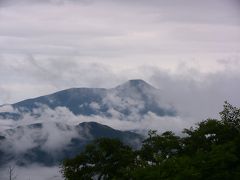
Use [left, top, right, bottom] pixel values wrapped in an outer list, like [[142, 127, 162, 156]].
[[0, 0, 239, 76]]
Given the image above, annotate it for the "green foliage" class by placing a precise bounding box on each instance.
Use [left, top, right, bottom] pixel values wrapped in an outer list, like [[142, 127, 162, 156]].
[[61, 138, 135, 180], [139, 130, 182, 166], [220, 101, 240, 131], [61, 102, 240, 180]]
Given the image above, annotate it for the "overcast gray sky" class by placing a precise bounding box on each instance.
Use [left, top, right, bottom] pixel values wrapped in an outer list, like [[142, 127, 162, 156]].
[[0, 3, 240, 178], [0, 0, 240, 119]]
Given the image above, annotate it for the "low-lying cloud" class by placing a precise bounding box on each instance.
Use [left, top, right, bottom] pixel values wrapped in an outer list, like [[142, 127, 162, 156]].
[[1, 105, 192, 133], [0, 101, 218, 179]]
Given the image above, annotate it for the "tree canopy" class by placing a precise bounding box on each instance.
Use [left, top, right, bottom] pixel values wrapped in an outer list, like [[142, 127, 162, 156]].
[[61, 102, 240, 180]]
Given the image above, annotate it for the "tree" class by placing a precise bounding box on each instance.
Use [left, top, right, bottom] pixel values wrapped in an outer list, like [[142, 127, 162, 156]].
[[8, 165, 17, 180], [61, 138, 135, 180], [220, 101, 240, 131], [61, 102, 240, 180], [138, 130, 182, 166]]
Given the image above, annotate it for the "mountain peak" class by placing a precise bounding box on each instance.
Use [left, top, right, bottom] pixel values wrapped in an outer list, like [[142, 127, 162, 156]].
[[116, 79, 155, 90], [128, 79, 147, 85]]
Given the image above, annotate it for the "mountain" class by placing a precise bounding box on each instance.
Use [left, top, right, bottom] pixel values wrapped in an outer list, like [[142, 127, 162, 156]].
[[0, 121, 142, 166], [0, 79, 175, 167], [0, 79, 176, 120]]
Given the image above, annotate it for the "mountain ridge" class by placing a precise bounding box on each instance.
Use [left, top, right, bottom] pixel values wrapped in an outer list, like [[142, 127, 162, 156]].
[[0, 121, 143, 166], [0, 79, 176, 120]]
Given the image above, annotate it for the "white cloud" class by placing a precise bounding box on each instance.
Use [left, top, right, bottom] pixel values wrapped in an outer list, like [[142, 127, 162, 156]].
[[0, 105, 15, 113], [89, 102, 100, 110]]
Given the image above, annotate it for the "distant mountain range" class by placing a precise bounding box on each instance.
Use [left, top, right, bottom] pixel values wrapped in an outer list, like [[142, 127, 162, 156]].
[[0, 80, 176, 167]]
